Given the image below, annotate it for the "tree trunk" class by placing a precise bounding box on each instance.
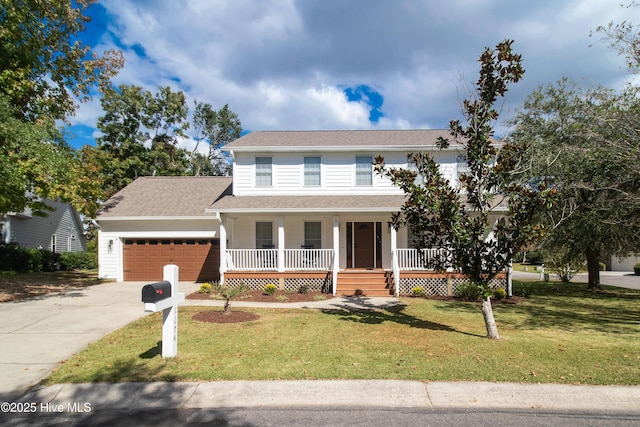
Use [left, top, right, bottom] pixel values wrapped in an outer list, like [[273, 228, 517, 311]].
[[481, 296, 500, 339], [586, 249, 601, 289]]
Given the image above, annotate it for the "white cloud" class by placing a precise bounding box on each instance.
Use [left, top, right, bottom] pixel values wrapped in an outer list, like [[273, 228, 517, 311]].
[[68, 0, 640, 144]]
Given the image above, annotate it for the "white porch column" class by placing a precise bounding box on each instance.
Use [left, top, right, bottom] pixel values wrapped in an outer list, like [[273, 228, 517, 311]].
[[277, 216, 285, 272], [219, 216, 227, 284], [390, 225, 399, 297], [332, 216, 339, 296]]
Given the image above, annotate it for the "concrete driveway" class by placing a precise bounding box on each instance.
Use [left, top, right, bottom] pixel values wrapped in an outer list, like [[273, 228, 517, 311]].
[[0, 280, 200, 400]]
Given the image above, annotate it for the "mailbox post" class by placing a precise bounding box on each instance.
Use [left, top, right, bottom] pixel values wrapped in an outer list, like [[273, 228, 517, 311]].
[[141, 264, 184, 358]]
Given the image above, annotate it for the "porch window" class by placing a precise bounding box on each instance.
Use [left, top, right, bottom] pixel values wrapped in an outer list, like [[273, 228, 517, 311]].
[[355, 155, 373, 186], [304, 221, 321, 248], [255, 221, 273, 248], [256, 157, 272, 187], [304, 156, 321, 186]]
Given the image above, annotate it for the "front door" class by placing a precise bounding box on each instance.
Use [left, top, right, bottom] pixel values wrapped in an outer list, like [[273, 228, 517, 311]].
[[347, 222, 382, 269]]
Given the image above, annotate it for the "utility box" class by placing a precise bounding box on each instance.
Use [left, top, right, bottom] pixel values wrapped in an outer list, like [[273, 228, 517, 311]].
[[141, 281, 172, 303]]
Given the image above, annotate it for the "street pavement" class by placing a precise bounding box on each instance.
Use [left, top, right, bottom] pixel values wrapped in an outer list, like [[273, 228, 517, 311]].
[[1, 272, 639, 417], [512, 269, 640, 290]]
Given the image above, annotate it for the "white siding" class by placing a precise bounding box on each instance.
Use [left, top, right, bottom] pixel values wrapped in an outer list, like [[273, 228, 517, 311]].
[[232, 150, 459, 196]]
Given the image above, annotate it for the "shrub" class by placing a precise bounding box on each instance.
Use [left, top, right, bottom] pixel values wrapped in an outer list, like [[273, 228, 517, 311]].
[[411, 286, 425, 297], [275, 295, 288, 302], [213, 282, 249, 314], [0, 243, 30, 271], [298, 285, 310, 294], [492, 287, 507, 300], [599, 262, 606, 271], [26, 248, 59, 272], [198, 283, 213, 294], [457, 282, 482, 300], [515, 282, 532, 298], [59, 251, 98, 270], [263, 283, 277, 295]]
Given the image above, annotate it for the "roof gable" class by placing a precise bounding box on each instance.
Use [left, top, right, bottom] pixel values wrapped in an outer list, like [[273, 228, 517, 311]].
[[97, 176, 232, 218]]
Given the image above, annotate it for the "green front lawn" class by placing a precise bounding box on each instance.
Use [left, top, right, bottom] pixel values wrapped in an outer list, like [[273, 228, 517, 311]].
[[44, 280, 640, 386]]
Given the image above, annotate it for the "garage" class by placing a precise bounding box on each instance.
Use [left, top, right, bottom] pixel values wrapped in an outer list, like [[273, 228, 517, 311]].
[[123, 238, 220, 282]]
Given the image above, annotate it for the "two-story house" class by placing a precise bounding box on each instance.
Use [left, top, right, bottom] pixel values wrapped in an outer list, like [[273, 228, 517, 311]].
[[96, 130, 507, 296]]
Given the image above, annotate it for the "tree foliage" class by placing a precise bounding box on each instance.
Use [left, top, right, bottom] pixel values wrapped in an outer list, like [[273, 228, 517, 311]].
[[191, 102, 242, 176], [0, 0, 122, 216], [0, 0, 123, 121], [376, 40, 550, 339], [89, 84, 242, 201], [507, 78, 640, 288]]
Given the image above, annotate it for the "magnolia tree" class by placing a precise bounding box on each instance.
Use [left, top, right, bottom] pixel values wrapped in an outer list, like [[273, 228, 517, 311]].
[[376, 40, 553, 339]]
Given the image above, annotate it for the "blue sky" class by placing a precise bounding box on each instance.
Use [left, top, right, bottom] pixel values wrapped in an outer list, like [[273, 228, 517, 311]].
[[68, 0, 638, 149]]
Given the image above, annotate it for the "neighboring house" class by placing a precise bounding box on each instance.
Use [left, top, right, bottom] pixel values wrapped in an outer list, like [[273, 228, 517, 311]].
[[611, 255, 640, 272], [97, 130, 507, 295], [0, 199, 86, 252]]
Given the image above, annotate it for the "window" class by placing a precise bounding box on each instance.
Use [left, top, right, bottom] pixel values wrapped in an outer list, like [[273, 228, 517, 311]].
[[355, 156, 373, 186], [304, 156, 321, 186], [407, 158, 425, 185], [50, 234, 56, 253], [304, 222, 321, 248], [456, 154, 469, 187], [256, 222, 273, 248], [256, 157, 272, 186]]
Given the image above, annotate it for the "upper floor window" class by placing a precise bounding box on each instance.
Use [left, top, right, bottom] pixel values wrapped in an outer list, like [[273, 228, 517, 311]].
[[355, 156, 373, 186], [408, 158, 425, 186], [456, 154, 469, 187], [304, 157, 321, 186], [256, 157, 272, 187]]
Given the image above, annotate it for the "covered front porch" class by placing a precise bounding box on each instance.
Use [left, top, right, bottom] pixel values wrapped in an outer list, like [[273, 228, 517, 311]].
[[210, 196, 508, 296]]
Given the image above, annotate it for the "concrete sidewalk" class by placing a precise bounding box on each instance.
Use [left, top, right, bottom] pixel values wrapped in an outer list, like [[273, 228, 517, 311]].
[[17, 380, 640, 412]]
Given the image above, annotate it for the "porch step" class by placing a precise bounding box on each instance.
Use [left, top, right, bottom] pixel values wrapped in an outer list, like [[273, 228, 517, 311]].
[[336, 270, 393, 297]]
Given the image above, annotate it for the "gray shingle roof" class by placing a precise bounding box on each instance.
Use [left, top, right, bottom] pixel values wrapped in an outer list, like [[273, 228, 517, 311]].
[[226, 129, 461, 150], [208, 194, 407, 213], [97, 176, 232, 218]]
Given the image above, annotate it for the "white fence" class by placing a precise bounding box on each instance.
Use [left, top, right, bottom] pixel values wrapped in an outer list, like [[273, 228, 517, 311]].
[[225, 249, 333, 271], [395, 248, 447, 270]]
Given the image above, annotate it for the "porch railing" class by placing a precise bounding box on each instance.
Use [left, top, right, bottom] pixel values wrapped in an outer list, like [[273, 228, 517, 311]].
[[225, 249, 333, 271], [395, 248, 447, 270], [284, 249, 333, 271]]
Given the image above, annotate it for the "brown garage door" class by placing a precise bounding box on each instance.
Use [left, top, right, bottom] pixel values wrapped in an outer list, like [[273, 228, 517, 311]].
[[123, 239, 220, 282]]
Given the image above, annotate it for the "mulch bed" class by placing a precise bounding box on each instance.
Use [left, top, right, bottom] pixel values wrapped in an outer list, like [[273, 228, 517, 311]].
[[188, 289, 333, 323], [186, 289, 333, 303]]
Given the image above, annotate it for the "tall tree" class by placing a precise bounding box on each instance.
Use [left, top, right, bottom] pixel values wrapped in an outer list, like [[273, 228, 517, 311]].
[[376, 40, 550, 339], [94, 84, 191, 198], [191, 102, 242, 176], [0, 0, 122, 215], [507, 78, 640, 288], [0, 0, 123, 120]]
